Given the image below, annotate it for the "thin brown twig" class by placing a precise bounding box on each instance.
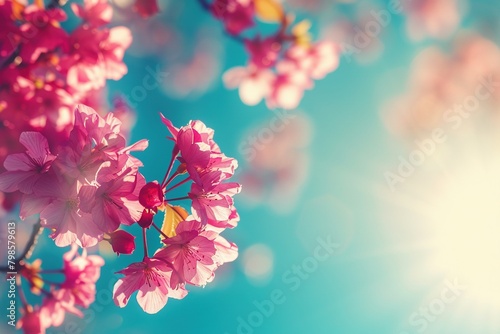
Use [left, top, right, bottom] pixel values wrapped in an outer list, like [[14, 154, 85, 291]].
[[0, 220, 43, 272]]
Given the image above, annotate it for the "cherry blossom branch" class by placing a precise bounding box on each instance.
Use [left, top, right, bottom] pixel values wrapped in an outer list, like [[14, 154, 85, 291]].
[[0, 47, 20, 69], [0, 0, 68, 69], [142, 228, 149, 259], [152, 222, 169, 240], [160, 148, 179, 188], [166, 196, 190, 201], [19, 221, 43, 263], [16, 275, 29, 308], [0, 220, 43, 272], [166, 176, 190, 192]]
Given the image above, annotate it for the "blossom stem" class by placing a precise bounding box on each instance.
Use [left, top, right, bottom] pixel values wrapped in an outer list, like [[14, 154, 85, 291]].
[[0, 47, 20, 69], [0, 220, 43, 272], [163, 171, 179, 189], [17, 275, 29, 308], [160, 148, 179, 188], [151, 222, 169, 240], [40, 278, 62, 286], [39, 269, 64, 274], [165, 196, 190, 202], [19, 221, 43, 262], [142, 228, 149, 260], [166, 176, 190, 192]]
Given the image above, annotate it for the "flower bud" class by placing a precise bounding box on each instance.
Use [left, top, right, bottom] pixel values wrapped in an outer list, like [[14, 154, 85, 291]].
[[137, 209, 155, 228], [139, 181, 164, 209], [108, 230, 136, 255]]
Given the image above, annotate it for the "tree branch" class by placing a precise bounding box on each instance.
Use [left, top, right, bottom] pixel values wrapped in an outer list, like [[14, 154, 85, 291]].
[[0, 220, 43, 272]]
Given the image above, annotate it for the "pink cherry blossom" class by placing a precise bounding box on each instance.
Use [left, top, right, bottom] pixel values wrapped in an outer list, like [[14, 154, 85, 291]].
[[56, 104, 146, 181], [71, 0, 113, 27], [245, 36, 282, 68], [155, 220, 217, 286], [155, 220, 238, 287], [0, 132, 56, 193], [18, 5, 68, 64], [62, 244, 104, 284], [79, 161, 145, 232], [189, 172, 241, 228], [161, 115, 220, 153], [101, 27, 132, 80], [15, 78, 75, 135], [30, 174, 101, 247], [284, 42, 340, 80], [0, 1, 20, 59], [63, 25, 131, 92], [223, 65, 275, 106], [204, 228, 239, 265], [113, 257, 186, 314], [211, 0, 255, 35], [61, 244, 104, 308], [161, 117, 238, 185], [17, 306, 45, 334], [39, 288, 83, 329], [265, 71, 308, 110]]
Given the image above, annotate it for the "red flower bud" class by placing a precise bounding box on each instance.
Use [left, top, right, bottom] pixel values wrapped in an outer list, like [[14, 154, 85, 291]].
[[139, 181, 164, 209], [133, 0, 159, 18], [108, 230, 136, 255], [137, 208, 155, 228]]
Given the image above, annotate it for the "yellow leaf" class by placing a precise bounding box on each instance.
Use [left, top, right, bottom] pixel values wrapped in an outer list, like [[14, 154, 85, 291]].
[[292, 20, 311, 37], [34, 0, 44, 9], [161, 204, 189, 239], [11, 0, 26, 20], [292, 20, 312, 47], [255, 0, 284, 23]]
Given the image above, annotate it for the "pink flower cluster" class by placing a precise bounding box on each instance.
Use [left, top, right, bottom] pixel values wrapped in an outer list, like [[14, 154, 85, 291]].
[[0, 104, 147, 247], [2, 104, 241, 323], [17, 245, 104, 334], [205, 0, 340, 109], [0, 0, 131, 209], [113, 115, 240, 314]]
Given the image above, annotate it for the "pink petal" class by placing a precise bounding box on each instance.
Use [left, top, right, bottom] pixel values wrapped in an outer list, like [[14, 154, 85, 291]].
[[19, 132, 51, 159], [4, 153, 33, 171], [222, 67, 247, 89], [113, 276, 141, 308], [0, 171, 30, 192], [20, 193, 52, 219], [136, 283, 169, 314], [78, 185, 97, 213], [239, 78, 268, 106]]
